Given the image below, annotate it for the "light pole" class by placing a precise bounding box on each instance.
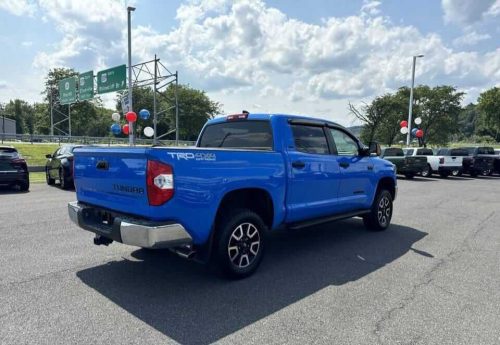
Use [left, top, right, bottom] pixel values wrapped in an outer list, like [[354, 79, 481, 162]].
[[127, 6, 135, 146], [407, 54, 424, 146]]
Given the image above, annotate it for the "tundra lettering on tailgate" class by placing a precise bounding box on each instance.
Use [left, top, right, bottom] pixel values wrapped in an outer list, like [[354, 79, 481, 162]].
[[167, 152, 216, 161], [113, 184, 144, 194]]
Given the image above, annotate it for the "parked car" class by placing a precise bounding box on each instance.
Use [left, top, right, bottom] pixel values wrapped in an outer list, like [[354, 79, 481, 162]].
[[434, 148, 468, 176], [405, 147, 464, 177], [458, 147, 496, 177], [0, 146, 29, 191], [68, 113, 397, 278], [381, 147, 426, 179], [45, 145, 83, 189]]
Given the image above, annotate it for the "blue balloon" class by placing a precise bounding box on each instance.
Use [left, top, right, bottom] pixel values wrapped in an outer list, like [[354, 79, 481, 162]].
[[111, 123, 121, 135], [411, 128, 418, 137], [139, 109, 150, 120]]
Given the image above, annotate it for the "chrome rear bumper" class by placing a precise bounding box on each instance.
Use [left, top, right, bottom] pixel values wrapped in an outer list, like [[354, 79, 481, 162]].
[[68, 201, 192, 249]]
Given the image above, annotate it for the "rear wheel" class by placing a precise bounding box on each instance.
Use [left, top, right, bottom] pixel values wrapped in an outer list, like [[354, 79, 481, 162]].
[[451, 169, 461, 177], [481, 169, 492, 176], [213, 209, 266, 279], [46, 169, 55, 185], [421, 164, 432, 177], [363, 189, 393, 231]]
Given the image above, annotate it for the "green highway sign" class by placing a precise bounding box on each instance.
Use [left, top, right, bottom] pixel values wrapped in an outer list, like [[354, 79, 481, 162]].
[[58, 77, 77, 104], [79, 71, 94, 100], [97, 64, 126, 94]]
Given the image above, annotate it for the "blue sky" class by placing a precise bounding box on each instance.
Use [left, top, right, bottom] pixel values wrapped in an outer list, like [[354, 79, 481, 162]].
[[0, 0, 499, 125]]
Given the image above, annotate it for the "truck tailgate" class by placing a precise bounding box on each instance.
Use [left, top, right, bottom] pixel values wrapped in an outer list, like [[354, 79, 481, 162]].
[[442, 155, 462, 167], [74, 147, 151, 217]]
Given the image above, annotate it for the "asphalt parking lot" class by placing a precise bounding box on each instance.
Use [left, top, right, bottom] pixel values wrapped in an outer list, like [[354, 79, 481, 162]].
[[1, 176, 499, 345]]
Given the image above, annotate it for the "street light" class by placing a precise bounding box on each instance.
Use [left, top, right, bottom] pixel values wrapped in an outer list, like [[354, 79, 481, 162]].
[[127, 6, 136, 146], [407, 54, 424, 146]]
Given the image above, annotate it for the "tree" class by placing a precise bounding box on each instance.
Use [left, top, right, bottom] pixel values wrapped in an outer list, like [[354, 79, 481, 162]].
[[477, 87, 500, 142], [372, 93, 407, 147], [348, 102, 384, 144]]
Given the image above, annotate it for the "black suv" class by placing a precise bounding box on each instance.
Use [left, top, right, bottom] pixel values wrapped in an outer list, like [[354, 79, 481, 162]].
[[0, 146, 29, 191]]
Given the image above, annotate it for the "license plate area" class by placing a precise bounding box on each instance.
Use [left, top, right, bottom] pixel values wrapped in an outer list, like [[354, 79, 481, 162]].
[[82, 208, 115, 231]]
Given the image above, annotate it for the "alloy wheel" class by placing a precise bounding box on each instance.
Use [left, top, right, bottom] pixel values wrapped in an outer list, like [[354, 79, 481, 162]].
[[227, 222, 261, 269], [377, 196, 391, 227]]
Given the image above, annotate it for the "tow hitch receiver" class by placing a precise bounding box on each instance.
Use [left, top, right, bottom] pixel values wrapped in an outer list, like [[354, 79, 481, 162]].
[[93, 235, 113, 246]]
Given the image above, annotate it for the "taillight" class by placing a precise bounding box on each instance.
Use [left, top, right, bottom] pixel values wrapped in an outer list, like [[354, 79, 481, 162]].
[[439, 157, 444, 164], [12, 158, 27, 171], [147, 160, 174, 206]]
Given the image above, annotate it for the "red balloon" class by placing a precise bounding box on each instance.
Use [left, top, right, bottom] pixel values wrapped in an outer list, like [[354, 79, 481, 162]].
[[400, 120, 408, 128], [416, 129, 424, 138], [122, 124, 130, 135], [126, 111, 137, 122]]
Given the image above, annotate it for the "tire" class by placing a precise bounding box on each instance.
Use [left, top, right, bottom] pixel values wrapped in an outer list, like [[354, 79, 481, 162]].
[[439, 171, 449, 178], [363, 189, 393, 231], [421, 164, 432, 177], [213, 209, 266, 279], [46, 169, 55, 185], [481, 169, 492, 176], [59, 169, 70, 190], [404, 173, 414, 179], [451, 169, 460, 177], [18, 181, 29, 192]]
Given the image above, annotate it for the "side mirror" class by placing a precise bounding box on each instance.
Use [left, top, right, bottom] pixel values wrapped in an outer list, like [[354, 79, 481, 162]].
[[45, 154, 52, 159], [368, 142, 381, 156]]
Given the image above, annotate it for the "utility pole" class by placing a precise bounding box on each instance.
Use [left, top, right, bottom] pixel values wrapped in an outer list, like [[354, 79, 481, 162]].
[[407, 54, 424, 146], [127, 6, 136, 146]]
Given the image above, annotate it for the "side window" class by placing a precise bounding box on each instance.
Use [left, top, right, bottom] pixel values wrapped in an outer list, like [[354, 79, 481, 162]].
[[329, 128, 359, 156], [291, 125, 329, 154], [405, 149, 414, 156]]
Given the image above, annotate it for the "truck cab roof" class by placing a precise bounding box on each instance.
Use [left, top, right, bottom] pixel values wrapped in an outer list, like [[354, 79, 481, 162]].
[[207, 113, 342, 128]]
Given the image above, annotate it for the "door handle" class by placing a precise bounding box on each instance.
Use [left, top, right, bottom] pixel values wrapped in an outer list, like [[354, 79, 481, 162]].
[[339, 161, 350, 168], [292, 161, 305, 169]]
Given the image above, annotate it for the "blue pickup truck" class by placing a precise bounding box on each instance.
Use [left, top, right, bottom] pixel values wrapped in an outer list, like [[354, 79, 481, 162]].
[[68, 113, 397, 278]]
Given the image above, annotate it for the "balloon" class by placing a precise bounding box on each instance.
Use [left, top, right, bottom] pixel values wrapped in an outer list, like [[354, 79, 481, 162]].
[[411, 128, 418, 136], [400, 127, 408, 134], [416, 129, 424, 138], [414, 117, 422, 125], [143, 126, 154, 137], [111, 112, 120, 122], [139, 109, 150, 120], [125, 111, 137, 122], [122, 124, 130, 135], [400, 120, 408, 128], [110, 123, 121, 135]]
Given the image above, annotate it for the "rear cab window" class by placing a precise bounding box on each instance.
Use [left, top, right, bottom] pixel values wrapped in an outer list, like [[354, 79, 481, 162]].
[[383, 148, 404, 157], [198, 120, 273, 150], [478, 147, 494, 155], [416, 148, 433, 155], [404, 149, 414, 156]]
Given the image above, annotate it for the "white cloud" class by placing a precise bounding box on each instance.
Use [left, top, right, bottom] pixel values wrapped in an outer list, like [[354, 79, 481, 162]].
[[453, 31, 491, 46], [0, 0, 36, 16], [0, 80, 7, 89], [21, 41, 33, 47], [441, 0, 497, 25]]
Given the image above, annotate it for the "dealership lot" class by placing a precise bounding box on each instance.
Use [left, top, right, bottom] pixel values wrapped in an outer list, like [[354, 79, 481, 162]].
[[1, 177, 499, 345]]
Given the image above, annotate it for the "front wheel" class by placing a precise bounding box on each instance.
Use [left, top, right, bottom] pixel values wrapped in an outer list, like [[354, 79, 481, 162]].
[[421, 164, 432, 177], [46, 169, 55, 185], [59, 169, 70, 190], [363, 190, 393, 231], [213, 209, 266, 279]]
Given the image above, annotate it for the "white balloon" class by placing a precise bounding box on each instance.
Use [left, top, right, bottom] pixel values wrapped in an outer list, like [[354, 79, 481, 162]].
[[400, 127, 409, 134], [414, 117, 422, 125], [144, 126, 154, 137], [111, 112, 121, 122]]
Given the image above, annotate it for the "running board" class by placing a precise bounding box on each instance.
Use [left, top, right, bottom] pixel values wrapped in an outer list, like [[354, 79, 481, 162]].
[[288, 209, 371, 230]]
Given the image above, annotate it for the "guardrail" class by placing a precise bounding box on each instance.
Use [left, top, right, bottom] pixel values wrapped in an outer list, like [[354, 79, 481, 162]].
[[0, 134, 196, 147]]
